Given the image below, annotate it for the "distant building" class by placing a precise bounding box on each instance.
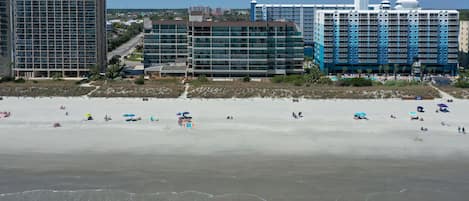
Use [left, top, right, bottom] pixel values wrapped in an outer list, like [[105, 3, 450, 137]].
[[314, 1, 459, 74], [189, 6, 211, 16], [106, 22, 114, 32], [143, 20, 304, 77], [189, 11, 205, 22], [460, 21, 469, 67], [187, 21, 304, 77], [12, 0, 107, 78], [0, 0, 11, 76], [212, 8, 224, 16], [143, 20, 188, 67]]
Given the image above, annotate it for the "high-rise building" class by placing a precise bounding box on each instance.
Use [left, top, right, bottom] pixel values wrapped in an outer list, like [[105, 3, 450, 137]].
[[314, 2, 459, 74], [143, 20, 188, 67], [12, 0, 107, 78], [143, 20, 304, 77], [0, 0, 11, 76], [251, 0, 380, 47], [460, 21, 469, 68], [187, 21, 304, 77]]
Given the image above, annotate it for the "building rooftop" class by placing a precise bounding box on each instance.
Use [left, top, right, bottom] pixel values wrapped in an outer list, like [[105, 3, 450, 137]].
[[152, 20, 297, 27]]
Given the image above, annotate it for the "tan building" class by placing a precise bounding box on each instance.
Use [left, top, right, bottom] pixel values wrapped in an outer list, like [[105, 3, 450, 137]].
[[460, 20, 469, 67]]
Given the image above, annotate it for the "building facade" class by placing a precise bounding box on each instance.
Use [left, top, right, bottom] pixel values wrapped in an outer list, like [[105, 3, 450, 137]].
[[251, 0, 379, 47], [187, 21, 304, 77], [460, 20, 469, 68], [12, 0, 107, 78], [143, 20, 188, 67], [314, 9, 459, 74], [0, 0, 11, 76]]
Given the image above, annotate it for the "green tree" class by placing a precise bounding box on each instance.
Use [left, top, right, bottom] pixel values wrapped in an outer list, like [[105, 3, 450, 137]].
[[134, 75, 145, 85], [393, 64, 399, 80], [109, 55, 121, 66], [105, 64, 122, 80], [341, 67, 348, 76], [356, 69, 363, 78], [384, 64, 390, 79], [305, 66, 323, 83], [366, 69, 373, 77], [89, 65, 102, 81]]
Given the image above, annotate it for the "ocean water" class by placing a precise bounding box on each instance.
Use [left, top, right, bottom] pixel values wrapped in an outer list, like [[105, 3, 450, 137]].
[[0, 190, 267, 201]]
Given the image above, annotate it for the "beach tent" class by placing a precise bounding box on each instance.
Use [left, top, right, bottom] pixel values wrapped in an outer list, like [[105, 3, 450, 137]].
[[123, 114, 136, 117], [354, 112, 367, 119], [437, 104, 449, 112], [417, 106, 425, 113], [409, 112, 419, 120]]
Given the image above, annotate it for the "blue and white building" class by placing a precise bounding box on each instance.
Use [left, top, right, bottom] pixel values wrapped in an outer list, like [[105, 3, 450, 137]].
[[313, 0, 459, 74], [251, 0, 379, 47]]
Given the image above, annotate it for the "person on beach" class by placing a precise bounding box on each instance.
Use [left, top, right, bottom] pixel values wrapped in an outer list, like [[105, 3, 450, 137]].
[[458, 126, 461, 133], [298, 112, 303, 118], [463, 127, 466, 134], [65, 112, 69, 116]]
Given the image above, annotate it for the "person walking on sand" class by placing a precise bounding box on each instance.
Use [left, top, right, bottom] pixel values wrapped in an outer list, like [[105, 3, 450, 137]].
[[463, 127, 466, 134], [458, 126, 461, 133]]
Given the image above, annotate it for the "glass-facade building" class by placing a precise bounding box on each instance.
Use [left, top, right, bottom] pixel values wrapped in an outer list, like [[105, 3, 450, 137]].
[[143, 20, 188, 67], [12, 0, 107, 78], [314, 9, 459, 74], [188, 21, 304, 77], [0, 0, 11, 76]]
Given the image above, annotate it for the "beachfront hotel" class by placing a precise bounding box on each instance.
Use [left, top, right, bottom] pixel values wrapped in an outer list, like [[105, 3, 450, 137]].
[[0, 0, 11, 76], [11, 0, 107, 78], [250, 0, 382, 49], [188, 21, 304, 77], [144, 20, 304, 77], [460, 20, 469, 68], [313, 0, 459, 74], [143, 20, 188, 67]]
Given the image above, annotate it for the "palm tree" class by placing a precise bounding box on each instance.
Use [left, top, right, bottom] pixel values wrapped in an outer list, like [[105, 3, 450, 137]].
[[401, 66, 407, 76], [366, 68, 373, 78], [419, 64, 427, 82], [384, 64, 390, 79], [357, 69, 363, 78], [393, 64, 399, 80], [342, 66, 348, 76]]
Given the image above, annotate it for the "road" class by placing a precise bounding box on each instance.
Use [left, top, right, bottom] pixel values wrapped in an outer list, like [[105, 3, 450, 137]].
[[107, 33, 143, 61]]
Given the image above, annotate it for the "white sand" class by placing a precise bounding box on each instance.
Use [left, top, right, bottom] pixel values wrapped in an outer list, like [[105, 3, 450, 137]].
[[0, 97, 468, 159]]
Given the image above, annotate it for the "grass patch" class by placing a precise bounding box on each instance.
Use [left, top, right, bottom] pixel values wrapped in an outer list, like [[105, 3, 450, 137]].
[[0, 80, 94, 97], [438, 86, 469, 99], [187, 81, 439, 99], [89, 79, 184, 98]]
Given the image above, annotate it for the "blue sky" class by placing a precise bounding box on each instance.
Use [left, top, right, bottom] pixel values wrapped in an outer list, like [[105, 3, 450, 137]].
[[107, 0, 469, 9]]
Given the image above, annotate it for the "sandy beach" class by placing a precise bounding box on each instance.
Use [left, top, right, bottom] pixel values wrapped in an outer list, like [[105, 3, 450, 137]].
[[0, 97, 469, 201]]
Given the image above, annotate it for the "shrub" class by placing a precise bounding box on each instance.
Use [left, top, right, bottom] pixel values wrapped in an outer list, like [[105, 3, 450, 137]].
[[316, 77, 333, 85], [455, 81, 469, 88], [271, 76, 284, 83], [0, 76, 14, 83], [293, 80, 304, 86], [197, 75, 209, 83], [134, 75, 145, 85], [336, 78, 372, 87], [13, 78, 26, 83], [32, 80, 38, 84], [384, 80, 419, 87], [242, 76, 251, 82]]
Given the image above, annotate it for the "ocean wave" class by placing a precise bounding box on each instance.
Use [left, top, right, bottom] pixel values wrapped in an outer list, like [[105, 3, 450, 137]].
[[0, 189, 267, 201]]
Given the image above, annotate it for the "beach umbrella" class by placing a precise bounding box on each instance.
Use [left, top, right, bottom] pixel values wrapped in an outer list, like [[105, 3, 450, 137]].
[[409, 112, 418, 116], [176, 112, 182, 116], [123, 114, 135, 117], [354, 112, 366, 117], [85, 113, 92, 118], [437, 104, 448, 108]]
